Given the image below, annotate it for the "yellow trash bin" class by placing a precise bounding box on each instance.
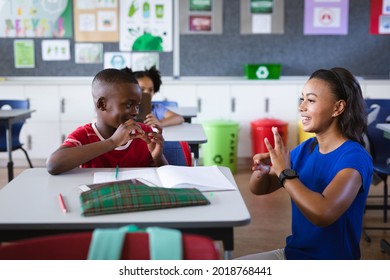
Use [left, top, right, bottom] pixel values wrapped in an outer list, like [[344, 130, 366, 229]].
[[298, 121, 315, 143]]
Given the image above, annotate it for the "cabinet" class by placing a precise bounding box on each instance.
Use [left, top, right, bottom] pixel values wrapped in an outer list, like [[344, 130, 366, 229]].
[[158, 84, 197, 106], [23, 85, 61, 159], [230, 84, 300, 157], [196, 85, 232, 122], [59, 84, 96, 141], [364, 83, 390, 99], [0, 84, 60, 162]]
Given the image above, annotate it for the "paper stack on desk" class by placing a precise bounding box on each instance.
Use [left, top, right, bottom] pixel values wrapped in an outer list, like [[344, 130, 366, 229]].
[[91, 165, 237, 192]]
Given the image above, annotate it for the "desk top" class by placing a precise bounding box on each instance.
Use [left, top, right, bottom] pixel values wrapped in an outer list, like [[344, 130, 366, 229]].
[[0, 167, 250, 230], [163, 123, 207, 144], [0, 109, 35, 119], [167, 106, 198, 118], [376, 123, 390, 133]]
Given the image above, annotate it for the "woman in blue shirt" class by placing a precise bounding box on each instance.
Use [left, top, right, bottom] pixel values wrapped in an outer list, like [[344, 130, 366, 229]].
[[238, 67, 373, 260]]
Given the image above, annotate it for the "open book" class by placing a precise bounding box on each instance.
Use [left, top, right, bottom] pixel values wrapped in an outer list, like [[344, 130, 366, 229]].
[[83, 165, 237, 192]]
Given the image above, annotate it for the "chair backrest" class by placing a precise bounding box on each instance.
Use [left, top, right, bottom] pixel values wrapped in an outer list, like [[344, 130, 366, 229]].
[[152, 100, 178, 108], [164, 141, 192, 166], [0, 232, 219, 260], [0, 99, 30, 148], [364, 99, 390, 165]]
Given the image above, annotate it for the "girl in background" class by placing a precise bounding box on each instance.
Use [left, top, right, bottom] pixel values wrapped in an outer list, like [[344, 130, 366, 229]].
[[122, 66, 184, 127]]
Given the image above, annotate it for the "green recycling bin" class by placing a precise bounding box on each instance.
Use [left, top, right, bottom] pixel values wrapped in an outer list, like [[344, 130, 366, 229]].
[[201, 120, 239, 174]]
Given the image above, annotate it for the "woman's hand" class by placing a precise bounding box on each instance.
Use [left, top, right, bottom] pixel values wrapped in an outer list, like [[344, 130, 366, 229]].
[[263, 126, 290, 176], [252, 153, 271, 177]]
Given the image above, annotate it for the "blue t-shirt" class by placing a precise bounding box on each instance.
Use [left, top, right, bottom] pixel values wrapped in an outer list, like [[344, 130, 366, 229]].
[[285, 138, 373, 260], [151, 103, 168, 121]]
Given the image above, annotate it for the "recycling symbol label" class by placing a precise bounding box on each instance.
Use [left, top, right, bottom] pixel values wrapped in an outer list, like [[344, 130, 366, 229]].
[[213, 155, 223, 164], [256, 66, 269, 79]]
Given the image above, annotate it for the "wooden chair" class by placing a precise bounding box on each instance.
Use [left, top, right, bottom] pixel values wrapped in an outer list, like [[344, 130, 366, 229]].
[[0, 232, 219, 260]]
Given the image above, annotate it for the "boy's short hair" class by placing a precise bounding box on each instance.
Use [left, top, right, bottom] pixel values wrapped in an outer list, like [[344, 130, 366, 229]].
[[92, 68, 138, 86]]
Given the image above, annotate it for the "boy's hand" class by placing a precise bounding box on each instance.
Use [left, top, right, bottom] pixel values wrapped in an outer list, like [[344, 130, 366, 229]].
[[145, 125, 164, 156], [110, 119, 145, 146]]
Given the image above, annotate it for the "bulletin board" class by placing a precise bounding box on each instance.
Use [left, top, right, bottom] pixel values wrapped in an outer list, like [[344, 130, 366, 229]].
[[0, 1, 389, 77]]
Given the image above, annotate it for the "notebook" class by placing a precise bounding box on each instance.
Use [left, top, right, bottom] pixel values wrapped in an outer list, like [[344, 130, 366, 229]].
[[90, 165, 237, 192]]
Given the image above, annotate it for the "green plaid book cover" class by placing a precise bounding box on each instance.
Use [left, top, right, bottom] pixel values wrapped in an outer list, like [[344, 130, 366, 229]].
[[80, 180, 210, 216]]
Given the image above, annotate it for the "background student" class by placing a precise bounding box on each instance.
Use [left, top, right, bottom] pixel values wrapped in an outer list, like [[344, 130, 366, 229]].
[[121, 66, 184, 127], [46, 68, 167, 175], [237, 67, 373, 260]]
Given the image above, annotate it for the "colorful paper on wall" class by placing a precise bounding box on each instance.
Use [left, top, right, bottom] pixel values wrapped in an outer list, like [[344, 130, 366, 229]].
[[180, 0, 223, 34], [42, 40, 70, 61], [370, 0, 390, 34], [131, 52, 159, 71], [304, 0, 349, 35], [14, 39, 35, 68], [75, 43, 103, 64], [119, 0, 173, 52], [74, 0, 119, 42], [189, 0, 212, 11], [0, 0, 72, 38], [240, 0, 284, 34], [104, 52, 131, 69]]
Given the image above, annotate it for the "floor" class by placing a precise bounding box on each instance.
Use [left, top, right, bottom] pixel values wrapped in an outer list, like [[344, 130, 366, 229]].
[[0, 164, 389, 260]]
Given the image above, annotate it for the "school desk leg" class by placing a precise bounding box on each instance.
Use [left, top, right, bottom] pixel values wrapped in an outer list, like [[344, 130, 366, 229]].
[[6, 124, 14, 182], [189, 144, 199, 166]]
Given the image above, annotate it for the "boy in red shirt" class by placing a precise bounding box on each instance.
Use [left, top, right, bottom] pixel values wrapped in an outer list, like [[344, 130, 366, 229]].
[[46, 68, 167, 175]]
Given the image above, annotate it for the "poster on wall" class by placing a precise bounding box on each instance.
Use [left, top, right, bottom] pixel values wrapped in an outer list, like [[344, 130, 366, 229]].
[[179, 0, 223, 34], [119, 0, 173, 52], [41, 39, 70, 61], [74, 0, 119, 42], [0, 0, 72, 38], [370, 0, 390, 34], [14, 39, 35, 68], [131, 52, 159, 71], [75, 43, 103, 64], [304, 0, 349, 35], [240, 0, 284, 34], [104, 52, 131, 69]]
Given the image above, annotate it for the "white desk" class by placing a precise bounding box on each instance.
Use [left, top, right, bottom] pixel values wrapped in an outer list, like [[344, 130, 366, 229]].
[[376, 123, 390, 139], [167, 106, 198, 123], [0, 109, 35, 181], [0, 167, 250, 259], [163, 123, 207, 166]]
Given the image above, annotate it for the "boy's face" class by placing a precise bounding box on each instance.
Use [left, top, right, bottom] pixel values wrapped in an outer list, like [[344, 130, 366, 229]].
[[99, 82, 142, 129]]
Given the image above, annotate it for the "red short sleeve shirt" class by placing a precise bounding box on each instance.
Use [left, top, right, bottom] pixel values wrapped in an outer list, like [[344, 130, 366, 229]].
[[62, 123, 154, 168]]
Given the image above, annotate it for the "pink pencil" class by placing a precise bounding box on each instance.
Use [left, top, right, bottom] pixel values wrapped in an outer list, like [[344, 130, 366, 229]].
[[58, 193, 68, 213]]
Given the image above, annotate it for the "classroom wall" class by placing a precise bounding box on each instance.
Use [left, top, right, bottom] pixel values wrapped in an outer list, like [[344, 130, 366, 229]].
[[0, 1, 389, 77]]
